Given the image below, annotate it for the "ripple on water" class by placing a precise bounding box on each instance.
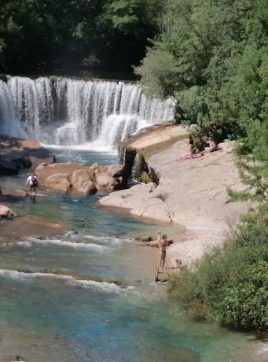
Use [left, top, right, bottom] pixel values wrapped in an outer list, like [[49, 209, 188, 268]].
[[18, 237, 111, 252]]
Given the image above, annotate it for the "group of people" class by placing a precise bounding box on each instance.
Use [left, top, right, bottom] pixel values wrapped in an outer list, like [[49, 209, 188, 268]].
[[188, 134, 218, 158], [177, 134, 219, 163]]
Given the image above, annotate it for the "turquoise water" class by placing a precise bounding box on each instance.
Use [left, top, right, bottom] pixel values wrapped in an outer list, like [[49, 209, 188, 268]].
[[0, 149, 263, 361], [47, 146, 118, 165]]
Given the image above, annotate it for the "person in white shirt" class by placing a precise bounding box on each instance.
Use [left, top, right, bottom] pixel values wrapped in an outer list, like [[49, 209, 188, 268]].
[[26, 173, 38, 194]]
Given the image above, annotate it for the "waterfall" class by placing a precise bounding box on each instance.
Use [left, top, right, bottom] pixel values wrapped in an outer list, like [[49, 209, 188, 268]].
[[0, 76, 175, 151]]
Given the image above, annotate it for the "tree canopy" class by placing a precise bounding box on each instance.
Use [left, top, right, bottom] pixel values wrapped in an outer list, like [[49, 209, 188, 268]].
[[0, 0, 164, 76], [136, 0, 268, 200]]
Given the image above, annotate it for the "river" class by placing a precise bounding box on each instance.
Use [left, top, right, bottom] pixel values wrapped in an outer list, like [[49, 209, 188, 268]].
[[0, 148, 264, 362]]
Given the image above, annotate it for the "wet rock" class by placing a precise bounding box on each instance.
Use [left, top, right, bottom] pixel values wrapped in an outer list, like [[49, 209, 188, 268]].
[[70, 169, 97, 195], [36, 162, 126, 195], [140, 171, 151, 184], [12, 189, 27, 197], [0, 159, 19, 175], [92, 166, 118, 193], [44, 173, 72, 192], [107, 164, 125, 178], [0, 135, 55, 175], [0, 205, 17, 218], [35, 162, 48, 172]]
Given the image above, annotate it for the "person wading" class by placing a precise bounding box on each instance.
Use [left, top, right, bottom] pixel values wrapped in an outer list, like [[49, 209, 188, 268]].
[[26, 173, 38, 196]]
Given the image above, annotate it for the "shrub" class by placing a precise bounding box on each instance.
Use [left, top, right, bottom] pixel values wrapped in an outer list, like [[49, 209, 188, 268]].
[[168, 221, 268, 334]]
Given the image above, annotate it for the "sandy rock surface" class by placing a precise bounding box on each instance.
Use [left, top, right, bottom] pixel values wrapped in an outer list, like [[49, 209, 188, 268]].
[[99, 129, 251, 266]]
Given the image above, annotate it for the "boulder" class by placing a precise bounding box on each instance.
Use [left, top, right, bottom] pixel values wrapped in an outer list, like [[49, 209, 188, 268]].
[[70, 169, 97, 195], [0, 159, 19, 175], [108, 164, 125, 178], [93, 166, 118, 192], [43, 173, 72, 192], [88, 163, 99, 179], [35, 162, 48, 172], [140, 171, 151, 184], [36, 162, 126, 195], [13, 189, 27, 197], [0, 204, 16, 218]]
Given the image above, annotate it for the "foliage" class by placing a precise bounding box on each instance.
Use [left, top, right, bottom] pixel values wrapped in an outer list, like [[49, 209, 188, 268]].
[[136, 0, 268, 203], [135, 1, 268, 134], [168, 219, 268, 334], [134, 47, 178, 98], [0, 0, 164, 75]]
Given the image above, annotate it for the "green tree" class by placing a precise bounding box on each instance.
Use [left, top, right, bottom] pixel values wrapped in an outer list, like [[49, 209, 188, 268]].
[[0, 0, 162, 76]]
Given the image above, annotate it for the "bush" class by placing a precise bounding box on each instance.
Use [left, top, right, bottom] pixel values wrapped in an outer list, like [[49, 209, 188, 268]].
[[168, 221, 268, 334]]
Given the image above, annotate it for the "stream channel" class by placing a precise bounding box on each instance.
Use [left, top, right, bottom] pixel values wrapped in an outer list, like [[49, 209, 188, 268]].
[[0, 148, 264, 362]]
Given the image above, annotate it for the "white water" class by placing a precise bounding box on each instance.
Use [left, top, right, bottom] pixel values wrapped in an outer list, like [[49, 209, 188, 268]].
[[0, 268, 124, 293], [0, 76, 175, 150], [18, 238, 111, 251]]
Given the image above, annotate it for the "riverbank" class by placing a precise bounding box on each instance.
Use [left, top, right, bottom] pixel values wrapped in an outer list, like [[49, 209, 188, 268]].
[[0, 127, 251, 267], [0, 134, 267, 361], [99, 125, 251, 267]]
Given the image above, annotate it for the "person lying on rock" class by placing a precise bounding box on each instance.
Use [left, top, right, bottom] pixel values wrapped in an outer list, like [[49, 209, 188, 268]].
[[204, 137, 219, 153], [177, 135, 204, 162]]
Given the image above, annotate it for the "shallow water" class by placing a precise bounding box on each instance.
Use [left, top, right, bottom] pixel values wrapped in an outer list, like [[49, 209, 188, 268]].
[[0, 149, 265, 361]]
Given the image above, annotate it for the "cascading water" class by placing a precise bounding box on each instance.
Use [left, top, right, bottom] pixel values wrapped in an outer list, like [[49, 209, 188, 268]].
[[0, 76, 175, 151]]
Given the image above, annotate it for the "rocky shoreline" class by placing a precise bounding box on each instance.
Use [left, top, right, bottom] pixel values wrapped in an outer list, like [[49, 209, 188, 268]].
[[0, 127, 251, 268], [99, 125, 251, 267]]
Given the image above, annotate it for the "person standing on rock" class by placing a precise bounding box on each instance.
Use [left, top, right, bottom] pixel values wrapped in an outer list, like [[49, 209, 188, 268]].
[[158, 234, 171, 269], [26, 173, 38, 196]]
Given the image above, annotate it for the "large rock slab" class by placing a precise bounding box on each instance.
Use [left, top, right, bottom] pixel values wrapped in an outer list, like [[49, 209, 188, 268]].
[[121, 124, 189, 158], [99, 183, 173, 224], [103, 137, 250, 228]]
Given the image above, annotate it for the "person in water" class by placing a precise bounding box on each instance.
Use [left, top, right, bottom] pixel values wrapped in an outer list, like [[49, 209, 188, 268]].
[[158, 234, 172, 269], [26, 173, 38, 195]]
